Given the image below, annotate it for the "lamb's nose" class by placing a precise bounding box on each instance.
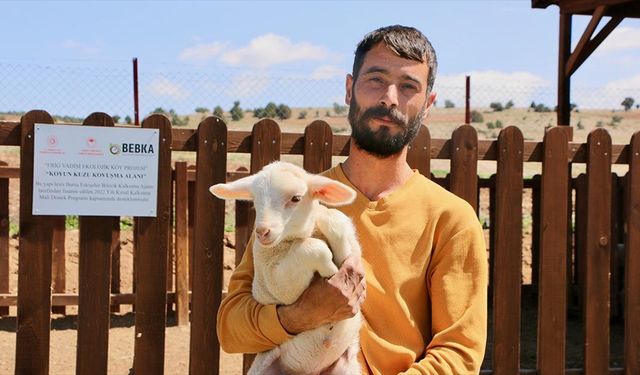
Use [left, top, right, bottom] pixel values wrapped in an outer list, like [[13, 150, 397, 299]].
[[255, 226, 270, 240]]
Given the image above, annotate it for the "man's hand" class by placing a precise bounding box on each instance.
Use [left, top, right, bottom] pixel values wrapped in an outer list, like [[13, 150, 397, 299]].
[[277, 255, 366, 335]]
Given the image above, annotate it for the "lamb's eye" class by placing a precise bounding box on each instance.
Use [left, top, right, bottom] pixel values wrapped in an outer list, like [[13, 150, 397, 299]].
[[290, 195, 302, 203]]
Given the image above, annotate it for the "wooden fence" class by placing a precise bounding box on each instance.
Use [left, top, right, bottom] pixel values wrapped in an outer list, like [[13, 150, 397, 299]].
[[0, 110, 638, 374]]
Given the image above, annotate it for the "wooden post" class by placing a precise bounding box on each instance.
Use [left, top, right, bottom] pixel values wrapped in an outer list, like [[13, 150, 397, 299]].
[[133, 114, 173, 374], [303, 121, 333, 173], [492, 126, 523, 375], [16, 110, 55, 375], [189, 116, 228, 375]]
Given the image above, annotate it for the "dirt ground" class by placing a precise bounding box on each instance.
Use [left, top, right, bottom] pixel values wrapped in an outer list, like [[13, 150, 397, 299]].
[[0, 107, 634, 373]]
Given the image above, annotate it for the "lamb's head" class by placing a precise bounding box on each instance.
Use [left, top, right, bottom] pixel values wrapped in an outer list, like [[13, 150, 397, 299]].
[[209, 161, 356, 247]]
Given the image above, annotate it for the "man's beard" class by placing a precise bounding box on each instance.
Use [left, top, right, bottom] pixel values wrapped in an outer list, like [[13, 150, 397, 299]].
[[348, 95, 426, 158]]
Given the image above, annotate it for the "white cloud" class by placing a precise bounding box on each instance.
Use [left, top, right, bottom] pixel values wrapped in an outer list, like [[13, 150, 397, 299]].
[[596, 26, 640, 54], [60, 40, 101, 55], [311, 65, 345, 80], [435, 71, 551, 107], [221, 33, 328, 68], [147, 77, 190, 100], [225, 73, 271, 100], [179, 42, 227, 63]]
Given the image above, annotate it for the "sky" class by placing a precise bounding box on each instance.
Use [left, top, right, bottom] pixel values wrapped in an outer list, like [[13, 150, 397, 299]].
[[1, 0, 639, 117]]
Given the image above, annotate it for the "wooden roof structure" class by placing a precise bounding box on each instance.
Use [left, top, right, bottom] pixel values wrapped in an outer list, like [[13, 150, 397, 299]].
[[532, 0, 640, 135]]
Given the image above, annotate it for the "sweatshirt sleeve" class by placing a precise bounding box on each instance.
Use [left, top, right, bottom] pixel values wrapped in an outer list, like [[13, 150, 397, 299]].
[[401, 223, 488, 375], [216, 237, 294, 353]]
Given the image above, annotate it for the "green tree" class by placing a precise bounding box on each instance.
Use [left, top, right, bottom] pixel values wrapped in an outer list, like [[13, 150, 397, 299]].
[[621, 97, 635, 111], [195, 107, 209, 114], [112, 115, 121, 123], [213, 105, 225, 118], [230, 101, 243, 121], [124, 115, 132, 124], [444, 100, 455, 108]]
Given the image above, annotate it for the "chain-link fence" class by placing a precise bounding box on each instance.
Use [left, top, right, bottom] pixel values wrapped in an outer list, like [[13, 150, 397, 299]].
[[1, 58, 638, 123]]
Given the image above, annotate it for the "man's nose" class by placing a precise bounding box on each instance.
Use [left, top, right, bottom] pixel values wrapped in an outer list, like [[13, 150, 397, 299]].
[[380, 84, 399, 108]]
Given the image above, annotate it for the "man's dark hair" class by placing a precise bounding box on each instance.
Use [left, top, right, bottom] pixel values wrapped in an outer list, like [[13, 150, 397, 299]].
[[352, 25, 438, 94]]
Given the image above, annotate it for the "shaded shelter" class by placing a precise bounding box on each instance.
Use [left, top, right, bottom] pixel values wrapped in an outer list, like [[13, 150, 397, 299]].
[[532, 0, 640, 137]]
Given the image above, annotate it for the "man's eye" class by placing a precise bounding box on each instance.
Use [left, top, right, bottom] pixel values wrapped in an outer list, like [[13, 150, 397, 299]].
[[290, 195, 302, 203]]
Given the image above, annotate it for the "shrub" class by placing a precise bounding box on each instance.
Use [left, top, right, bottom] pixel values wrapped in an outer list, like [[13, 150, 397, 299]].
[[534, 103, 551, 113], [195, 107, 209, 114], [276, 104, 292, 120], [213, 105, 225, 118], [263, 102, 278, 118], [298, 110, 307, 120], [495, 119, 503, 129], [333, 102, 347, 115], [577, 121, 584, 130], [444, 99, 455, 108], [470, 110, 484, 123], [505, 100, 514, 110], [125, 115, 132, 124], [490, 102, 503, 112], [253, 108, 264, 118], [112, 115, 121, 123], [486, 122, 495, 129], [230, 101, 243, 121]]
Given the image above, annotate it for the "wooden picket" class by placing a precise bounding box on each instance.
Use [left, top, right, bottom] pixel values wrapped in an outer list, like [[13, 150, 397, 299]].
[[450, 124, 479, 211], [625, 131, 640, 375], [0, 160, 8, 316], [16, 110, 56, 375], [132, 114, 173, 374], [407, 125, 431, 177], [537, 127, 569, 374], [584, 129, 612, 375], [492, 126, 524, 375], [189, 116, 228, 375], [76, 112, 116, 375], [174, 161, 189, 326]]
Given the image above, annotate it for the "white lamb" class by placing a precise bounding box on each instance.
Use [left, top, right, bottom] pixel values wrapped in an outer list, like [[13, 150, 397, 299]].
[[210, 161, 362, 375]]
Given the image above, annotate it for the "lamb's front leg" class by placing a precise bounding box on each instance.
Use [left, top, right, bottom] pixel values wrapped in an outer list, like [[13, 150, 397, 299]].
[[268, 237, 338, 305]]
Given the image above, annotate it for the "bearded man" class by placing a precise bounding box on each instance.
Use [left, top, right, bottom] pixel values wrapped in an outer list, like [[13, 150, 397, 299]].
[[217, 25, 488, 374]]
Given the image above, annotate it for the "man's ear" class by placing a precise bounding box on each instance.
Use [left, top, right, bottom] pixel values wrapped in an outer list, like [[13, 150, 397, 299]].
[[308, 175, 356, 206], [209, 175, 256, 201], [425, 91, 437, 112], [345, 74, 354, 106]]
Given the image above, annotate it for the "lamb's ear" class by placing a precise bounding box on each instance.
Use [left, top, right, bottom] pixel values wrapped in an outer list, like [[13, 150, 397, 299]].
[[209, 175, 255, 201], [308, 175, 356, 206]]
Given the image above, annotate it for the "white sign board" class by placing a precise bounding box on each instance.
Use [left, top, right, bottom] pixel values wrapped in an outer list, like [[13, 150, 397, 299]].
[[33, 124, 160, 217]]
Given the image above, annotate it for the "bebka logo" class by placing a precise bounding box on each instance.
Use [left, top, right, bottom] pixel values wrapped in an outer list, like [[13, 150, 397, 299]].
[[109, 143, 154, 155], [122, 143, 154, 154]]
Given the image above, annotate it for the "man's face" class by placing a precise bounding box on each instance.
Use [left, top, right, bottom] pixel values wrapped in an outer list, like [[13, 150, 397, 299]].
[[346, 43, 436, 158]]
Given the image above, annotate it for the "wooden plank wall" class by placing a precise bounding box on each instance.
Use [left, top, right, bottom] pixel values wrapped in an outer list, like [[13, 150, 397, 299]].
[[2, 116, 639, 374], [0, 160, 8, 316]]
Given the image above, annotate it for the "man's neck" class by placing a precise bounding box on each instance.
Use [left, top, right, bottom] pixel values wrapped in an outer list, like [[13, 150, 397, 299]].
[[342, 139, 414, 201]]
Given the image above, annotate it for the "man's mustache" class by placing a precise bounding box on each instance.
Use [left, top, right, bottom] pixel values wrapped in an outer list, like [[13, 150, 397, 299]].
[[359, 105, 408, 127]]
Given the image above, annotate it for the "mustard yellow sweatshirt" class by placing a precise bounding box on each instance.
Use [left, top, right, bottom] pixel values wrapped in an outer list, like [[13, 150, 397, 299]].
[[217, 165, 488, 374]]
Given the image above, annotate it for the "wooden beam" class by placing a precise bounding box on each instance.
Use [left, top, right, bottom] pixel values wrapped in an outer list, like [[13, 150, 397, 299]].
[[558, 12, 572, 126], [566, 13, 624, 77]]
